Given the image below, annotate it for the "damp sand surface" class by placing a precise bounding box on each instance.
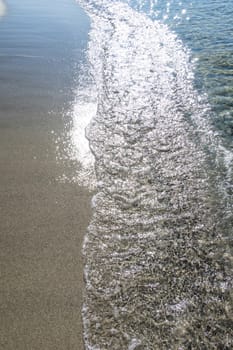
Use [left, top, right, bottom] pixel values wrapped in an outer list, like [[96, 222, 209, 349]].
[[0, 137, 91, 350], [0, 1, 91, 349]]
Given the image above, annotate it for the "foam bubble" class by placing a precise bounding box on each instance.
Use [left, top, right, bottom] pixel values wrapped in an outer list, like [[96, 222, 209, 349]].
[[70, 92, 96, 168]]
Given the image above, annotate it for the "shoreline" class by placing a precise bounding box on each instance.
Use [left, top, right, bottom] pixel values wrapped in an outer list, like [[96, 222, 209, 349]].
[[0, 1, 91, 349], [0, 124, 92, 350]]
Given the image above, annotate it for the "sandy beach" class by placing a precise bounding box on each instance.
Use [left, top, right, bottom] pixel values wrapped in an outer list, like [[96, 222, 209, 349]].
[[0, 128, 92, 350], [0, 1, 91, 349]]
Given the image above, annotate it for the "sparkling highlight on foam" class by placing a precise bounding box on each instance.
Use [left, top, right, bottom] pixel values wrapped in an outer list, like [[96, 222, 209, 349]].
[[76, 1, 233, 349]]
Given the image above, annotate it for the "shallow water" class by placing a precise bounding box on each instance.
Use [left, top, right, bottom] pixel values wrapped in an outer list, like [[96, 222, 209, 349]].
[[71, 0, 233, 349], [0, 0, 89, 125], [169, 0, 233, 147]]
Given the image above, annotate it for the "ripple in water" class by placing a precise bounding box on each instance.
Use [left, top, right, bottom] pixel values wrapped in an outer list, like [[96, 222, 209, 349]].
[[75, 0, 233, 349]]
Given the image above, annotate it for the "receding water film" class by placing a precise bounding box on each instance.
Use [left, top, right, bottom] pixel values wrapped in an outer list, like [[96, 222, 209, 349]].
[[74, 0, 233, 349]]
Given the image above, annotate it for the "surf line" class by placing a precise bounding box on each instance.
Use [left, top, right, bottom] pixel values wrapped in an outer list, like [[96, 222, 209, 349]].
[[78, 1, 233, 349]]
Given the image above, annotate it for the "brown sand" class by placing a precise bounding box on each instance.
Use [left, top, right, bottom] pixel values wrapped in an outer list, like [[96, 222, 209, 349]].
[[0, 123, 92, 350]]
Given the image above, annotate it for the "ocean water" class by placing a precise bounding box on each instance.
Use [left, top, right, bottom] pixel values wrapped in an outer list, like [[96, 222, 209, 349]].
[[71, 0, 233, 349], [0, 0, 89, 128]]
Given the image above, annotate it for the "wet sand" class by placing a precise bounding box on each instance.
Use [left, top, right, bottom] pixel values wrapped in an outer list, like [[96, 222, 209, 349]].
[[0, 127, 92, 350], [0, 1, 91, 349]]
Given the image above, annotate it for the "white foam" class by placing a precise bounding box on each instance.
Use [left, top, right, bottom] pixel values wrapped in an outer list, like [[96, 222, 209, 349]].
[[71, 98, 96, 168], [68, 88, 97, 189]]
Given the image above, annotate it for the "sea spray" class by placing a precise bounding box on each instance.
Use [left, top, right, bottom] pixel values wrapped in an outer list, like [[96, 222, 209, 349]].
[[76, 0, 233, 348]]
